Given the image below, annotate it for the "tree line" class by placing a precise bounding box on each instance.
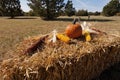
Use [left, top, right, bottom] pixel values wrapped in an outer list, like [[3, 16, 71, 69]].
[[0, 0, 120, 19]]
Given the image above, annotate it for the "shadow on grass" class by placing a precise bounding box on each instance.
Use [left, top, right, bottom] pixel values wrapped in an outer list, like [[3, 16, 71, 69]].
[[7, 17, 37, 19], [52, 17, 114, 22], [82, 18, 114, 22], [6, 16, 114, 22]]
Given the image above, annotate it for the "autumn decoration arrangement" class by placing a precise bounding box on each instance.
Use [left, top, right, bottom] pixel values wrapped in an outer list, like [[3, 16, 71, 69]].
[[15, 18, 106, 55], [49, 18, 103, 43]]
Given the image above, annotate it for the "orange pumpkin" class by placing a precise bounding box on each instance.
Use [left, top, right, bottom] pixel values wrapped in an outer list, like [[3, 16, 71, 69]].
[[65, 19, 82, 38]]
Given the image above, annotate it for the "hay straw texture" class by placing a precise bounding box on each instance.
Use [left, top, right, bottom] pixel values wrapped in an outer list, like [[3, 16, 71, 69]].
[[0, 34, 120, 80]]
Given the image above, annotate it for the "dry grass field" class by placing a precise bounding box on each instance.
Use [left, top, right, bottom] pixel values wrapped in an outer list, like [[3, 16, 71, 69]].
[[0, 16, 120, 60]]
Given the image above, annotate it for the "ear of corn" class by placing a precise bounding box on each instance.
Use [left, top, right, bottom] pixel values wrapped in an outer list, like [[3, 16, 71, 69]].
[[84, 31, 91, 42], [56, 33, 70, 43]]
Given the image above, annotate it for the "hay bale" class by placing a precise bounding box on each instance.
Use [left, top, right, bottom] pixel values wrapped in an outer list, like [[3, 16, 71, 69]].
[[92, 62, 120, 80], [0, 34, 120, 80]]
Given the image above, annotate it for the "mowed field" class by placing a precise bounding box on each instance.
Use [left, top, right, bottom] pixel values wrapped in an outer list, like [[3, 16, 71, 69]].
[[0, 16, 120, 60]]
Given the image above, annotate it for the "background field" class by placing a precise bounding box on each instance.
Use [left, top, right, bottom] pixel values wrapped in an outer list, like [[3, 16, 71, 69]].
[[0, 16, 120, 60]]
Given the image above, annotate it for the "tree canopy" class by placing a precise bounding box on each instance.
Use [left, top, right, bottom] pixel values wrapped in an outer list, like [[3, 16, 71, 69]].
[[75, 10, 88, 16], [27, 0, 65, 19], [65, 0, 75, 16], [102, 0, 120, 16], [0, 0, 4, 16], [0, 0, 22, 18]]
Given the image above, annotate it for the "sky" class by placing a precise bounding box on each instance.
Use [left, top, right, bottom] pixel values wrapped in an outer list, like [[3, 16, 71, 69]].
[[20, 0, 110, 12]]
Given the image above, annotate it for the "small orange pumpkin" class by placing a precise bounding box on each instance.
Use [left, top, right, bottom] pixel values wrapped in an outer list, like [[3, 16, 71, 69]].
[[65, 19, 82, 38]]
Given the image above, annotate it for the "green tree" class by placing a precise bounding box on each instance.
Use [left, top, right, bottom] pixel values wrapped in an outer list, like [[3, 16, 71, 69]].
[[0, 0, 3, 16], [24, 10, 37, 16], [27, 0, 65, 20], [102, 0, 120, 16], [0, 0, 22, 18], [75, 10, 88, 16], [65, 0, 75, 16]]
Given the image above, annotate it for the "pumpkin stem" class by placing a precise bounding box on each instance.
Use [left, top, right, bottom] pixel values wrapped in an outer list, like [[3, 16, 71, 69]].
[[73, 18, 77, 24]]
